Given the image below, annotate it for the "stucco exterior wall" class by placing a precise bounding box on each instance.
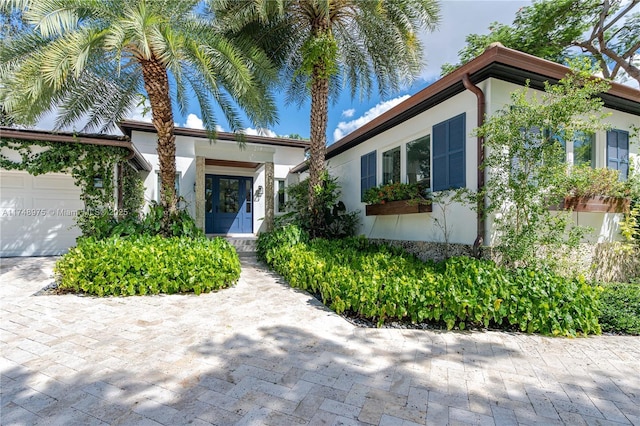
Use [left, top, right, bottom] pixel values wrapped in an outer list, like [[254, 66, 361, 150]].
[[326, 84, 486, 245], [485, 78, 639, 245], [131, 129, 306, 234]]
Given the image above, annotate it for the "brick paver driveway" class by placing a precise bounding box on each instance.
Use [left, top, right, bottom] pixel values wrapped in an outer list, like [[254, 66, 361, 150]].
[[1, 256, 639, 425]]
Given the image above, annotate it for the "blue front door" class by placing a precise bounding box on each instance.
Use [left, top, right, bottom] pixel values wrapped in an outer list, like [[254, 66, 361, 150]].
[[205, 175, 253, 234]]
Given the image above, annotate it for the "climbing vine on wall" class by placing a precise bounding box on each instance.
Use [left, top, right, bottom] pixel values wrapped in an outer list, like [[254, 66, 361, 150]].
[[121, 162, 145, 218], [0, 138, 129, 225]]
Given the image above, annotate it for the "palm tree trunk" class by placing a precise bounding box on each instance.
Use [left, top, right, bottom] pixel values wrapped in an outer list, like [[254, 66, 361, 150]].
[[308, 63, 329, 236], [140, 56, 177, 234]]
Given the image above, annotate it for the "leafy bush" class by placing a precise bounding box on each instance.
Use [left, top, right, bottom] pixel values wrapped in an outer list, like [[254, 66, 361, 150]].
[[599, 282, 640, 335], [80, 201, 205, 241], [258, 228, 601, 336], [363, 182, 431, 205], [56, 236, 240, 296], [561, 164, 630, 198], [276, 172, 359, 239]]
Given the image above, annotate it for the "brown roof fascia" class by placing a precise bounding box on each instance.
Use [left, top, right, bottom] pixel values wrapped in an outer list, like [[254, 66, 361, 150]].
[[0, 127, 152, 171], [322, 45, 639, 162], [118, 120, 311, 149], [289, 45, 640, 173]]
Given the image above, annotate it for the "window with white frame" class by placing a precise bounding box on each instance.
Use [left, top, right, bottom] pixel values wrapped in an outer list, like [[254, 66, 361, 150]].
[[382, 146, 401, 185], [549, 130, 595, 166], [406, 135, 431, 187], [157, 172, 181, 202]]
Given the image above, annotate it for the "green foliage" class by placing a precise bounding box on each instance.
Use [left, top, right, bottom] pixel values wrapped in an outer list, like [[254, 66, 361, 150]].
[[55, 235, 240, 296], [561, 164, 631, 198], [0, 138, 126, 212], [599, 282, 640, 335], [363, 182, 431, 205], [476, 62, 612, 271], [276, 173, 359, 239], [257, 224, 309, 263], [258, 228, 602, 336], [80, 201, 205, 241], [298, 32, 339, 81], [441, 0, 639, 85], [121, 164, 145, 218]]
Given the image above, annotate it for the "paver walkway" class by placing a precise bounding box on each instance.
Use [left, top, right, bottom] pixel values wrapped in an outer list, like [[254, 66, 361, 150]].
[[1, 256, 639, 426]]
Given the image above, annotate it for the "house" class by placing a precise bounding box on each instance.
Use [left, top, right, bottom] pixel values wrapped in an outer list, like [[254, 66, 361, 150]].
[[118, 121, 308, 235], [0, 124, 308, 256], [292, 44, 639, 265], [0, 127, 151, 257]]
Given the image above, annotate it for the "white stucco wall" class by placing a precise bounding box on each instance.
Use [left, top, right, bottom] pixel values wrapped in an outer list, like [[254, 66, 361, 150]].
[[326, 87, 484, 245], [326, 77, 638, 246], [485, 78, 639, 244], [131, 129, 306, 234]]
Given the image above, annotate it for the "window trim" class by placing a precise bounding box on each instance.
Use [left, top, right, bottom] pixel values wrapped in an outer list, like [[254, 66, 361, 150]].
[[156, 171, 181, 202], [360, 150, 377, 201]]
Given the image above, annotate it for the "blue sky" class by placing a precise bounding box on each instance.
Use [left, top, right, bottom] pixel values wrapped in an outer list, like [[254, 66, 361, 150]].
[[39, 1, 531, 142]]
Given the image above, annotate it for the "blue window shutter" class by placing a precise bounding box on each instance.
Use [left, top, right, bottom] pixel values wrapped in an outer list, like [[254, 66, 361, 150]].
[[607, 129, 629, 180], [433, 113, 466, 191], [361, 151, 377, 200]]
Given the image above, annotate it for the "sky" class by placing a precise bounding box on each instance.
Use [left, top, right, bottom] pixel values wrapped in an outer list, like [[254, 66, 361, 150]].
[[37, 0, 531, 143]]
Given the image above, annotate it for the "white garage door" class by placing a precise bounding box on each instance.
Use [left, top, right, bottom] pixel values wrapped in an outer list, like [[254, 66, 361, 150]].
[[1, 170, 83, 257]]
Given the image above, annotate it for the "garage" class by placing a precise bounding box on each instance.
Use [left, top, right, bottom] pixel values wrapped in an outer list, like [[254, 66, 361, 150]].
[[1, 170, 84, 256], [1, 127, 152, 257]]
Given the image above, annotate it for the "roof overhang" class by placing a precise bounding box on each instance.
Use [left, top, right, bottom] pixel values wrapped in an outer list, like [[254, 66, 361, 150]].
[[0, 127, 152, 172], [291, 45, 640, 173], [118, 120, 311, 150]]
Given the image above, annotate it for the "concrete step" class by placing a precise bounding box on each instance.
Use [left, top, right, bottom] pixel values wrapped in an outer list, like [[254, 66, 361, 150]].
[[218, 236, 258, 255]]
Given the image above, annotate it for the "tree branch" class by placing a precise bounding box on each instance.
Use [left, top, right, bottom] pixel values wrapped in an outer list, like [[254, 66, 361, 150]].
[[574, 41, 612, 79], [601, 43, 640, 85], [600, 0, 639, 35]]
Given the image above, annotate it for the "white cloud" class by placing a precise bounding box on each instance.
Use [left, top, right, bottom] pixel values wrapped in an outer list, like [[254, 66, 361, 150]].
[[333, 95, 411, 142], [184, 113, 204, 129], [125, 102, 153, 124], [341, 108, 356, 118], [244, 127, 277, 137]]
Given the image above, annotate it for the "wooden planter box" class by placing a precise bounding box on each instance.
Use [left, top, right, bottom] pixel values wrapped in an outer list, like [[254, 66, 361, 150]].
[[548, 196, 630, 213], [365, 200, 432, 216]]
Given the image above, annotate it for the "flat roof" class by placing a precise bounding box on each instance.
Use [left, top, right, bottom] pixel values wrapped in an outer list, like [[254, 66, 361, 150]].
[[291, 45, 640, 173], [119, 120, 311, 149], [0, 127, 152, 171]]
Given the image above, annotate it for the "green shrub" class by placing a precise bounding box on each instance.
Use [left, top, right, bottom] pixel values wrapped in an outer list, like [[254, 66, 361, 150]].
[[80, 201, 205, 240], [363, 182, 430, 205], [258, 229, 601, 336], [276, 172, 359, 239], [599, 282, 640, 335], [56, 236, 240, 296]]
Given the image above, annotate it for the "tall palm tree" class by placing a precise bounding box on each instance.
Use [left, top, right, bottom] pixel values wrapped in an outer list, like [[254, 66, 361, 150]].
[[213, 0, 439, 235], [0, 0, 278, 232]]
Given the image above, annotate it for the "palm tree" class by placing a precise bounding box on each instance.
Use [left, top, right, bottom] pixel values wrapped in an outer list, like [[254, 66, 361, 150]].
[[0, 0, 278, 232], [213, 0, 439, 235]]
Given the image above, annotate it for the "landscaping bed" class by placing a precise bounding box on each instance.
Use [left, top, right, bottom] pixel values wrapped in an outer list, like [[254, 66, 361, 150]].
[[258, 226, 602, 336], [55, 235, 241, 296]]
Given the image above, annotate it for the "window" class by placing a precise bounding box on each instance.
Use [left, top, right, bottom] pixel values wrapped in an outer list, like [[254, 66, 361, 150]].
[[432, 113, 465, 191], [607, 129, 629, 180], [548, 130, 595, 166], [406, 135, 430, 187], [157, 173, 180, 202], [573, 132, 595, 166], [382, 147, 401, 185], [360, 150, 376, 201], [276, 179, 286, 212]]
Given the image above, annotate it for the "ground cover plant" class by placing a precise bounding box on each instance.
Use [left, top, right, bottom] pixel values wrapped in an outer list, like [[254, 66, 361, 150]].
[[598, 282, 640, 335], [56, 236, 241, 296], [258, 226, 602, 336]]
